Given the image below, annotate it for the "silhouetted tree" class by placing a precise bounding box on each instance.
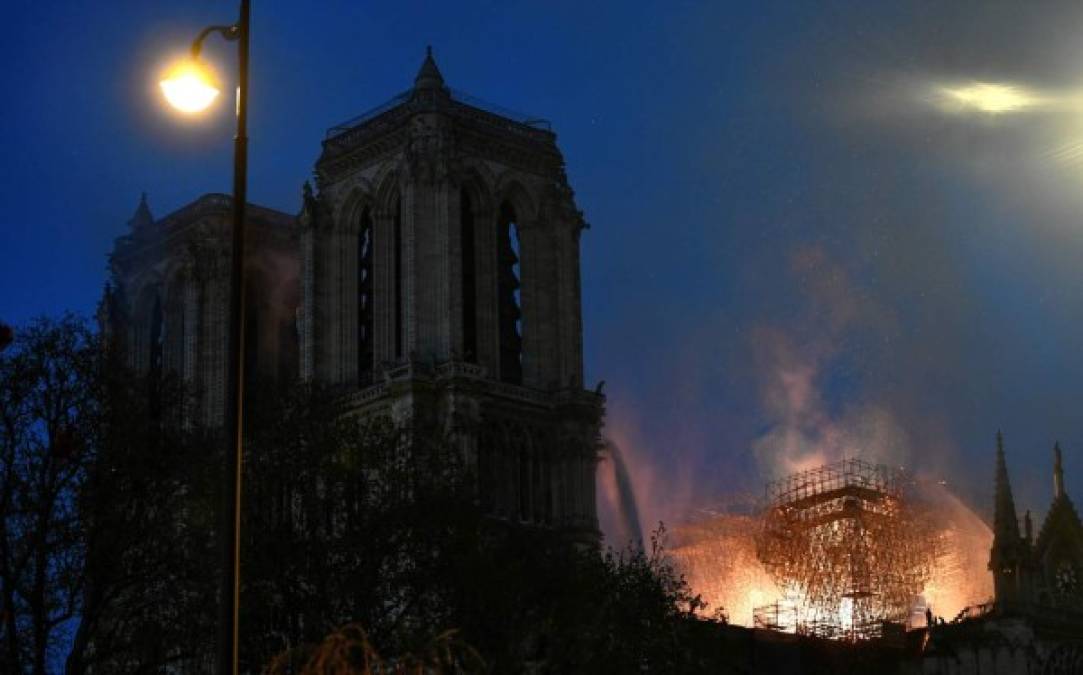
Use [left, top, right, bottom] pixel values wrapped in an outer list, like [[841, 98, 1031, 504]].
[[0, 315, 218, 674], [0, 315, 97, 674], [239, 381, 482, 669], [239, 381, 711, 672], [1, 316, 717, 674], [64, 357, 218, 673]]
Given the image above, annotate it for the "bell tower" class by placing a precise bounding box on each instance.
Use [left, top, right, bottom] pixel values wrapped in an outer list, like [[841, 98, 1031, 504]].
[[300, 49, 603, 542]]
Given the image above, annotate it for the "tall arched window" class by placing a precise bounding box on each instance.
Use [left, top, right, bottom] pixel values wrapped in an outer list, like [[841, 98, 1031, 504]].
[[461, 189, 477, 362], [146, 290, 165, 417], [149, 293, 164, 377], [393, 196, 404, 360], [497, 201, 522, 384], [357, 207, 374, 381]]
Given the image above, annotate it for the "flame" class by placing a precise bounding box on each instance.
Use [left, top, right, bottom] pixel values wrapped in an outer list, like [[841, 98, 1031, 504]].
[[668, 514, 779, 625], [668, 481, 993, 630]]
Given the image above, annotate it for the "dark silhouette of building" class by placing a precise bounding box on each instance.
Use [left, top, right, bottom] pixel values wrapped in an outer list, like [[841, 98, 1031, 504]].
[[914, 435, 1083, 672], [100, 49, 602, 543], [989, 434, 1083, 612]]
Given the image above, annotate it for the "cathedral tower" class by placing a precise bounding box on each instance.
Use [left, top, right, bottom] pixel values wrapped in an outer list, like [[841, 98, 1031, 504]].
[[989, 432, 1032, 608], [300, 49, 603, 541], [103, 193, 299, 427]]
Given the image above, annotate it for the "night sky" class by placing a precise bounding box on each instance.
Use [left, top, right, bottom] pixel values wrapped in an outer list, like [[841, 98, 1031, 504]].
[[3, 1, 1081, 539]]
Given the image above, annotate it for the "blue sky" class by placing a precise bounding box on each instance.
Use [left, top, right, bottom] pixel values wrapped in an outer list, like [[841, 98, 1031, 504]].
[[3, 1, 1081, 530]]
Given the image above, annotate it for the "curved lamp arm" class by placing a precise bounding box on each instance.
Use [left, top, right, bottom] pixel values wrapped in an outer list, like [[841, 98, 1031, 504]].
[[191, 24, 240, 59]]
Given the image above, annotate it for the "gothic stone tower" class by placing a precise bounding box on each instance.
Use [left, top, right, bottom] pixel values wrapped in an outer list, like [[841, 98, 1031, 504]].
[[300, 49, 603, 542], [103, 193, 299, 427]]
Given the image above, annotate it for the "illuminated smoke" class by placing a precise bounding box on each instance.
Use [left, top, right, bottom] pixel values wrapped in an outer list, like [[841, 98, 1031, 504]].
[[597, 244, 994, 629], [750, 244, 909, 478]]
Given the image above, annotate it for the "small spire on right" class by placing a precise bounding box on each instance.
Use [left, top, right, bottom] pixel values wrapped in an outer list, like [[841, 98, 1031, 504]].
[[1054, 441, 1065, 499]]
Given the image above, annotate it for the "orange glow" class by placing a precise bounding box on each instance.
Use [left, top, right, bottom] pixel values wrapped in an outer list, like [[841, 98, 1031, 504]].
[[918, 486, 994, 619], [668, 514, 780, 625], [668, 480, 993, 630]]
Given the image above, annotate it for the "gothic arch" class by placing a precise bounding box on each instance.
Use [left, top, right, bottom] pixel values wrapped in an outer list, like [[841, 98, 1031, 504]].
[[130, 274, 164, 373], [455, 169, 494, 366], [457, 161, 497, 216], [336, 178, 377, 234], [132, 281, 162, 323], [129, 268, 165, 310], [161, 263, 193, 377], [367, 166, 407, 362], [372, 165, 402, 219], [493, 173, 537, 223]]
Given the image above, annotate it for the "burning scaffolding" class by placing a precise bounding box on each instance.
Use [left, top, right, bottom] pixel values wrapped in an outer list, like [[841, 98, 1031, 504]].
[[754, 458, 940, 640]]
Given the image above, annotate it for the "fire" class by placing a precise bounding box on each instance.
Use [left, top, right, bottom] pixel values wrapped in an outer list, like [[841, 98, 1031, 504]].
[[668, 477, 993, 631], [668, 513, 780, 625]]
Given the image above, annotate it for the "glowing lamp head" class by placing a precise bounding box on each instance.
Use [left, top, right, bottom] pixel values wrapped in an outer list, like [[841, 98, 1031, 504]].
[[160, 59, 220, 113]]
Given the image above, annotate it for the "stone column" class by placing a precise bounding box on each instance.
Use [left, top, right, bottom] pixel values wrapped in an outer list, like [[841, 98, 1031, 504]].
[[410, 174, 452, 362], [299, 225, 315, 382], [373, 208, 395, 365], [182, 272, 200, 385], [554, 220, 584, 388]]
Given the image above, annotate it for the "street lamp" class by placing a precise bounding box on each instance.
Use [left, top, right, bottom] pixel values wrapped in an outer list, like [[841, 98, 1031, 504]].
[[161, 2, 250, 673], [160, 60, 221, 113]]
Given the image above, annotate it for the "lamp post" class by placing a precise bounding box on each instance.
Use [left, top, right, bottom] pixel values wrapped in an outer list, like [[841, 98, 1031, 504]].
[[160, 2, 249, 673]]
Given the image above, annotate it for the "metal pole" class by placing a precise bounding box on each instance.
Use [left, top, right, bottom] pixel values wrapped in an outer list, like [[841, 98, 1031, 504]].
[[219, 0, 249, 672]]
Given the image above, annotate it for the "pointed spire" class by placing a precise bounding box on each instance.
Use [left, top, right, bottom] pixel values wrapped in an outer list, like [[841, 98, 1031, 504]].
[[413, 45, 447, 91], [128, 192, 153, 230], [1054, 442, 1065, 499], [994, 431, 1021, 542]]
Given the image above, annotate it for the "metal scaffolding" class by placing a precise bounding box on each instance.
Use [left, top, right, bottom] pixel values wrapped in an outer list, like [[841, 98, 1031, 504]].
[[755, 459, 939, 641]]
